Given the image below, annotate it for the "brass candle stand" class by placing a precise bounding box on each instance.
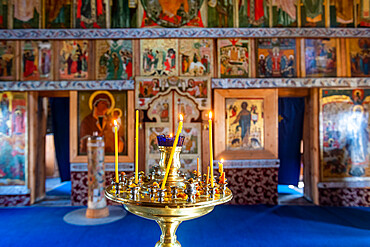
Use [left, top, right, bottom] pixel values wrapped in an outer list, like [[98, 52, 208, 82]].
[[105, 136, 232, 247]]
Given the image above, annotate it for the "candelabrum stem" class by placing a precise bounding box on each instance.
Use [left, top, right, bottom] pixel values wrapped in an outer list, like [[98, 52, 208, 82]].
[[155, 220, 182, 247]]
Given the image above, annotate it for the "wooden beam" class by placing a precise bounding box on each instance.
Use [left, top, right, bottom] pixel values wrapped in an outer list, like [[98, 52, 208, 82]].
[[346, 39, 351, 76], [35, 97, 48, 202], [296, 38, 301, 78], [250, 39, 256, 78], [325, 0, 330, 28], [201, 111, 210, 175], [28, 92, 38, 204], [310, 88, 320, 205], [133, 39, 140, 80], [297, 0, 302, 27], [278, 88, 310, 98], [336, 38, 342, 77], [300, 38, 306, 77], [38, 91, 70, 98]]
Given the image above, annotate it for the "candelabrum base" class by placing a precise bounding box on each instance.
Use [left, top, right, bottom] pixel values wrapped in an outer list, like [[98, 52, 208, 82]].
[[154, 221, 181, 247], [122, 203, 216, 247]]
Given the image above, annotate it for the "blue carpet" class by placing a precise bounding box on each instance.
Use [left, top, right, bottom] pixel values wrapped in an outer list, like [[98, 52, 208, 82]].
[[277, 184, 302, 196], [46, 181, 71, 196], [1, 205, 370, 247]]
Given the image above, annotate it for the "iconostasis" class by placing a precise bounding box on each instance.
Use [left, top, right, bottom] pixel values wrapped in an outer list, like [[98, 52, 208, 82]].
[[0, 0, 369, 206], [1, 0, 369, 29]]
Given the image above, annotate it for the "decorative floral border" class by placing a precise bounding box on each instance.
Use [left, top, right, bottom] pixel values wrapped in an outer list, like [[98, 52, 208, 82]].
[[212, 78, 370, 88], [214, 159, 280, 169], [318, 181, 370, 188], [0, 28, 368, 40], [2, 78, 369, 91], [70, 163, 134, 172], [0, 80, 134, 91]]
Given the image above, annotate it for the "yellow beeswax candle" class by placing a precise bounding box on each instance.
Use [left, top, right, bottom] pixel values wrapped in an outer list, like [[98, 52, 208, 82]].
[[218, 158, 224, 173], [208, 111, 214, 187], [161, 114, 183, 190], [206, 166, 210, 185], [218, 163, 223, 174], [114, 120, 119, 183], [135, 110, 139, 184]]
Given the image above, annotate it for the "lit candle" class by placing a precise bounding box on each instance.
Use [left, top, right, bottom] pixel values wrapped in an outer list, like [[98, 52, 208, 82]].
[[197, 157, 200, 176], [218, 158, 224, 174], [114, 120, 119, 183], [161, 114, 183, 190], [135, 110, 139, 184], [206, 166, 210, 185], [220, 172, 226, 184], [209, 111, 214, 187]]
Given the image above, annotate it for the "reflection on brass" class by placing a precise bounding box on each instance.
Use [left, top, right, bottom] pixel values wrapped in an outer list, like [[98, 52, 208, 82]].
[[106, 143, 232, 247]]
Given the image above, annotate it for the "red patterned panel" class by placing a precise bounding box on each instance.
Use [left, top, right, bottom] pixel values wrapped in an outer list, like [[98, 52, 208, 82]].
[[71, 171, 134, 206], [225, 168, 278, 205], [72, 168, 278, 206], [319, 188, 370, 207], [0, 195, 30, 206]]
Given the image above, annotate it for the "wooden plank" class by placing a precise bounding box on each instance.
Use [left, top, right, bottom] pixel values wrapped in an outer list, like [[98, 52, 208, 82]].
[[35, 97, 48, 202], [202, 110, 210, 175], [214, 90, 225, 161], [345, 38, 351, 77], [278, 88, 309, 98], [126, 90, 135, 163], [300, 38, 306, 78], [310, 88, 320, 205], [336, 38, 342, 77], [133, 39, 140, 78], [269, 1, 273, 27], [340, 38, 347, 77], [90, 40, 95, 80], [354, 0, 358, 28], [296, 38, 301, 78], [234, 0, 239, 28], [325, 0, 330, 28], [38, 91, 70, 98], [69, 91, 81, 163], [28, 92, 38, 204], [297, 0, 302, 27], [250, 39, 256, 78]]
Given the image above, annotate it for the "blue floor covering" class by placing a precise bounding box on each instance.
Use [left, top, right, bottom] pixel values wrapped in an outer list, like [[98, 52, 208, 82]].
[[46, 181, 71, 196], [277, 184, 302, 196], [1, 205, 370, 247]]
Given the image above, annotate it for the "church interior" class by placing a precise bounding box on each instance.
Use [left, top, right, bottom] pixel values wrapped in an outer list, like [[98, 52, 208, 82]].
[[0, 0, 370, 246]]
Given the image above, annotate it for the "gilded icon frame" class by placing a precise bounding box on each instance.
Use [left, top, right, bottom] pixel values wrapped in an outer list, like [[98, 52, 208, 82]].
[[70, 90, 134, 163], [214, 89, 278, 160]]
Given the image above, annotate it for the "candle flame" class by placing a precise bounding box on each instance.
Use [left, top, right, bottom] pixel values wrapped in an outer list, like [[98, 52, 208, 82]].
[[114, 120, 118, 126], [221, 158, 224, 163], [179, 114, 183, 121], [209, 111, 212, 120], [170, 133, 173, 138]]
